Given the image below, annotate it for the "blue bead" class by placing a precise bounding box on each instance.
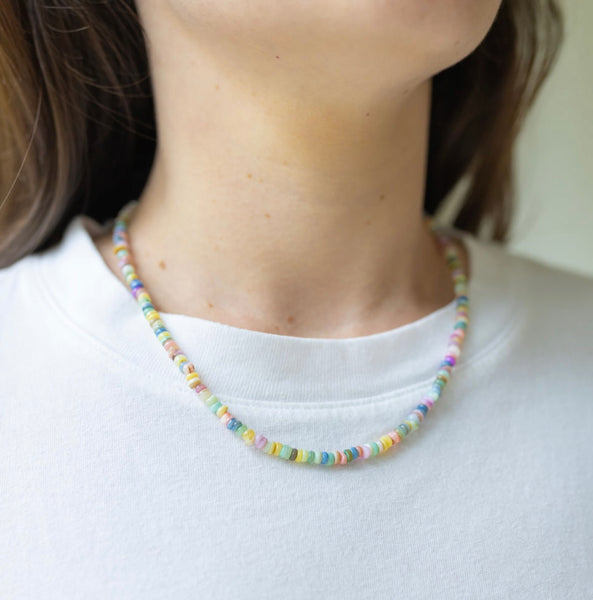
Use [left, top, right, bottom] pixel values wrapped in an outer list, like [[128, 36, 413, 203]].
[[321, 452, 328, 464], [350, 447, 359, 459], [231, 420, 242, 431], [417, 404, 428, 416], [130, 279, 143, 289], [226, 418, 236, 430], [153, 327, 167, 336]]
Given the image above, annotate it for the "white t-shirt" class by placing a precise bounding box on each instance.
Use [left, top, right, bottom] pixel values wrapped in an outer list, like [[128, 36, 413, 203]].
[[1, 211, 592, 600]]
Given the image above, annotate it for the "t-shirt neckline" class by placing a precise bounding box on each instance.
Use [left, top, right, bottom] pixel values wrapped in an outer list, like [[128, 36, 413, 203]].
[[35, 211, 519, 405]]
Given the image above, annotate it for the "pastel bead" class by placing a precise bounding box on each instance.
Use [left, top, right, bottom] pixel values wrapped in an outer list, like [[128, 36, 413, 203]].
[[186, 372, 201, 388], [209, 401, 222, 414], [387, 430, 400, 444], [197, 388, 212, 402], [182, 363, 195, 375], [205, 395, 219, 407]]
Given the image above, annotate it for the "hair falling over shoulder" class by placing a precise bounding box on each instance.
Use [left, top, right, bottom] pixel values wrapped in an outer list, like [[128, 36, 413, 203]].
[[0, 0, 563, 268]]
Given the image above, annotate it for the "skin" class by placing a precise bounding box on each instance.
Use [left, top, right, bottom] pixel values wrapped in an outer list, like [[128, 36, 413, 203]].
[[93, 0, 501, 338]]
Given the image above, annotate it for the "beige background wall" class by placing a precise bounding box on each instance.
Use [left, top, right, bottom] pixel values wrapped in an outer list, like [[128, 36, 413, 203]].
[[511, 0, 592, 278]]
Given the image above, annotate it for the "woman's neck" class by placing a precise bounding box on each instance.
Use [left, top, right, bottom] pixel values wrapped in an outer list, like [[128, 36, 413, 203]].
[[92, 4, 470, 338]]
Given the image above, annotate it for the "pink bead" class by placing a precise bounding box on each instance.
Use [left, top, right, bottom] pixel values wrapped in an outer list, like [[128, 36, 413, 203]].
[[194, 384, 207, 393], [387, 430, 401, 444], [362, 444, 372, 459], [424, 399, 434, 409], [340, 452, 348, 465], [221, 413, 232, 425], [167, 346, 180, 358], [254, 434, 267, 449]]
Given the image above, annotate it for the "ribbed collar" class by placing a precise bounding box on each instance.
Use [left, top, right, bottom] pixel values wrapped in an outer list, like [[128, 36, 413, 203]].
[[36, 210, 519, 404]]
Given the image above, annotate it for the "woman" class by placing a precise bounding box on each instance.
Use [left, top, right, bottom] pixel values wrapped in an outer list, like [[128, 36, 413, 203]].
[[1, 1, 591, 598]]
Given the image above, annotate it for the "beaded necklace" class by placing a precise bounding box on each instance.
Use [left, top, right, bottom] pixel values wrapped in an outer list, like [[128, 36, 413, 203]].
[[111, 200, 469, 467]]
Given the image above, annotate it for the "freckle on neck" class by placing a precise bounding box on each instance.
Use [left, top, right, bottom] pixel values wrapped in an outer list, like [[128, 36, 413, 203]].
[[158, 259, 166, 270]]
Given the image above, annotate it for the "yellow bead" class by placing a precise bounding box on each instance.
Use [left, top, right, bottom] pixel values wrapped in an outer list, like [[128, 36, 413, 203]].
[[215, 404, 228, 418], [186, 372, 201, 388], [242, 429, 255, 445], [380, 435, 393, 450], [273, 443, 283, 456], [296, 449, 303, 462], [174, 354, 188, 367]]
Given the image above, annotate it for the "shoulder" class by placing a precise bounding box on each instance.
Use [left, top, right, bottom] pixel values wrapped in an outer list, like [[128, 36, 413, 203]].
[[466, 233, 593, 348], [500, 245, 592, 317]]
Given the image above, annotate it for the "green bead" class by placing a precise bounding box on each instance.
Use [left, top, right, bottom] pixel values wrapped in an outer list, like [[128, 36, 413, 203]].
[[236, 424, 248, 436], [344, 448, 353, 462], [279, 445, 292, 460], [205, 394, 219, 406], [326, 452, 335, 466], [209, 401, 222, 413], [371, 442, 380, 455]]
